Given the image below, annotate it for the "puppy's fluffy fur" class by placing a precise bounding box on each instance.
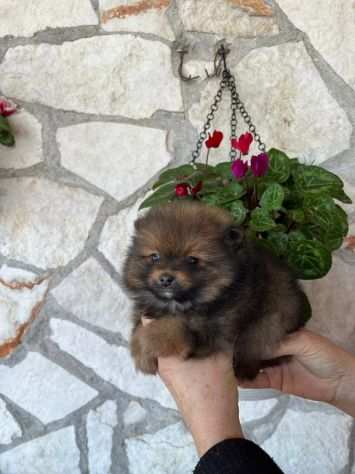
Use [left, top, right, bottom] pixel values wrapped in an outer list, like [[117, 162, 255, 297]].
[[123, 201, 311, 380]]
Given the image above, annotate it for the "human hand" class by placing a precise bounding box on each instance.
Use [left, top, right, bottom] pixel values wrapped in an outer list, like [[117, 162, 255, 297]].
[[239, 329, 355, 417], [142, 319, 242, 455]]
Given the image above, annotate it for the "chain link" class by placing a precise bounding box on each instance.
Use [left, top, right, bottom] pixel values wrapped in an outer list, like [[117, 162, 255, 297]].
[[190, 65, 266, 163]]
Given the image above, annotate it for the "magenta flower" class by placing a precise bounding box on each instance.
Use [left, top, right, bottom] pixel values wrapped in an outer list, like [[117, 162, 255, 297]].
[[0, 97, 18, 117], [231, 159, 249, 180], [251, 153, 269, 177]]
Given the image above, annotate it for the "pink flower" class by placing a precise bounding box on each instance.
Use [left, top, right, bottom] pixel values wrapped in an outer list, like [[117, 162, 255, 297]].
[[175, 183, 191, 197], [0, 97, 18, 117], [231, 159, 249, 180], [205, 130, 223, 148], [231, 132, 253, 155], [251, 152, 269, 177]]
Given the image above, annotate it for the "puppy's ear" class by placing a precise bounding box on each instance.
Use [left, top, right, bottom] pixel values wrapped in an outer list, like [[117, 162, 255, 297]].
[[224, 225, 244, 248]]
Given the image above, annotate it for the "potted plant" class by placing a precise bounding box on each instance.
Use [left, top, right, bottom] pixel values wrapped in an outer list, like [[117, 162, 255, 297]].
[[140, 131, 351, 281]]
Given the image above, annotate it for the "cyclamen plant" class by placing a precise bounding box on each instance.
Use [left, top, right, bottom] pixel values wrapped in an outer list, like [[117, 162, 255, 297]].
[[0, 96, 17, 147], [140, 131, 352, 280]]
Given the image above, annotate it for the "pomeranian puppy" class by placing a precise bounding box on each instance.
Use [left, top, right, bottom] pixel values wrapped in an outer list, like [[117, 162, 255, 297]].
[[123, 201, 311, 380]]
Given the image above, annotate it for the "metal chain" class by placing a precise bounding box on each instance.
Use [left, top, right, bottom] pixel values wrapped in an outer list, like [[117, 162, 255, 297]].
[[191, 78, 228, 163], [190, 55, 266, 164]]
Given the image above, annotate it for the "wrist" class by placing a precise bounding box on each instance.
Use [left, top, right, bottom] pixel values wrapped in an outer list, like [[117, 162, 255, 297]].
[[178, 395, 243, 456], [190, 416, 244, 456]]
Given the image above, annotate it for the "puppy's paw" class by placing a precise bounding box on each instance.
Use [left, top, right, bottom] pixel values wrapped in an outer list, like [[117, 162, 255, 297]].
[[130, 324, 161, 375], [134, 353, 158, 375]]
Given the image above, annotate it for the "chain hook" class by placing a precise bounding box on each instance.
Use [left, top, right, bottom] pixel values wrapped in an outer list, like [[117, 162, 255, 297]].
[[177, 48, 200, 82], [205, 43, 231, 79]]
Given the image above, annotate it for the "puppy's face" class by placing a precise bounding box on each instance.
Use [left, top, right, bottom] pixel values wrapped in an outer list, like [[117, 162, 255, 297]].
[[123, 202, 243, 313]]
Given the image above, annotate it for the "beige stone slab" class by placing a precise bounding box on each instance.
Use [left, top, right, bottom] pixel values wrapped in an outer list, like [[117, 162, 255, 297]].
[[177, 0, 278, 38], [52, 258, 133, 340], [277, 0, 355, 90], [0, 353, 97, 424], [0, 0, 97, 38], [58, 123, 172, 202], [0, 36, 182, 118], [50, 319, 176, 409], [0, 427, 80, 474], [0, 178, 103, 269]]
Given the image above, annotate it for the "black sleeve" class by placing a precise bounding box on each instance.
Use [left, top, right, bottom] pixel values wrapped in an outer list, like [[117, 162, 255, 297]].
[[194, 438, 284, 474]]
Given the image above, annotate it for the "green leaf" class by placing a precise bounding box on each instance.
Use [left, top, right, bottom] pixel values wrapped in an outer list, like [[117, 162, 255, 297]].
[[288, 230, 307, 242], [260, 183, 285, 211], [200, 194, 221, 206], [335, 205, 349, 237], [153, 164, 195, 189], [287, 209, 305, 224], [287, 240, 332, 280], [139, 183, 176, 210], [266, 231, 288, 256], [331, 187, 352, 204], [194, 163, 219, 177], [267, 148, 291, 183], [250, 208, 276, 232], [292, 164, 344, 196], [229, 200, 247, 224], [215, 162, 233, 180], [0, 115, 15, 147], [273, 223, 287, 233], [225, 181, 246, 199], [305, 195, 348, 236]]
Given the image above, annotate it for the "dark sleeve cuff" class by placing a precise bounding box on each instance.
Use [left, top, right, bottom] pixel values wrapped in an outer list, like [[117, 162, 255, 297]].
[[194, 438, 283, 474]]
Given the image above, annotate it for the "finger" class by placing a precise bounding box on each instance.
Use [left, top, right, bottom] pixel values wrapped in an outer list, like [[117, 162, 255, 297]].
[[273, 329, 313, 358]]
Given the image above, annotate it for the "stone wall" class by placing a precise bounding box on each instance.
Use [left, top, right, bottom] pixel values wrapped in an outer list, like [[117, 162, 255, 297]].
[[0, 1, 355, 473]]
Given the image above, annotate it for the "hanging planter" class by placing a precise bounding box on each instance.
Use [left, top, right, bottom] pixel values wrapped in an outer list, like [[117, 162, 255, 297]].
[[140, 46, 352, 281]]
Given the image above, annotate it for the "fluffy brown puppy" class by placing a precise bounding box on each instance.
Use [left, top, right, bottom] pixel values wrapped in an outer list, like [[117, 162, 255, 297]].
[[123, 201, 311, 380]]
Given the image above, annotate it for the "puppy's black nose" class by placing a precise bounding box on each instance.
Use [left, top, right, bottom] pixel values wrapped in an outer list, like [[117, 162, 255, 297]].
[[158, 273, 175, 288]]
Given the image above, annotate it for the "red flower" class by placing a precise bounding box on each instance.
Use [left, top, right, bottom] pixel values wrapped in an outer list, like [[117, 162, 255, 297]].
[[175, 183, 190, 197], [205, 130, 223, 148], [251, 152, 269, 177], [0, 97, 18, 117], [191, 181, 203, 196], [231, 132, 253, 155], [231, 159, 249, 180]]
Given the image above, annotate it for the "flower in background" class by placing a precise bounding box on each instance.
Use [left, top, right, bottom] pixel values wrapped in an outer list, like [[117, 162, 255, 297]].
[[205, 130, 223, 148], [251, 152, 269, 177], [175, 183, 191, 197], [231, 132, 253, 155], [231, 159, 249, 180], [0, 97, 18, 117]]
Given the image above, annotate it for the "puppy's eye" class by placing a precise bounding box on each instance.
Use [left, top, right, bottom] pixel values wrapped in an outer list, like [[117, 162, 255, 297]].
[[150, 253, 160, 264], [187, 256, 199, 265]]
